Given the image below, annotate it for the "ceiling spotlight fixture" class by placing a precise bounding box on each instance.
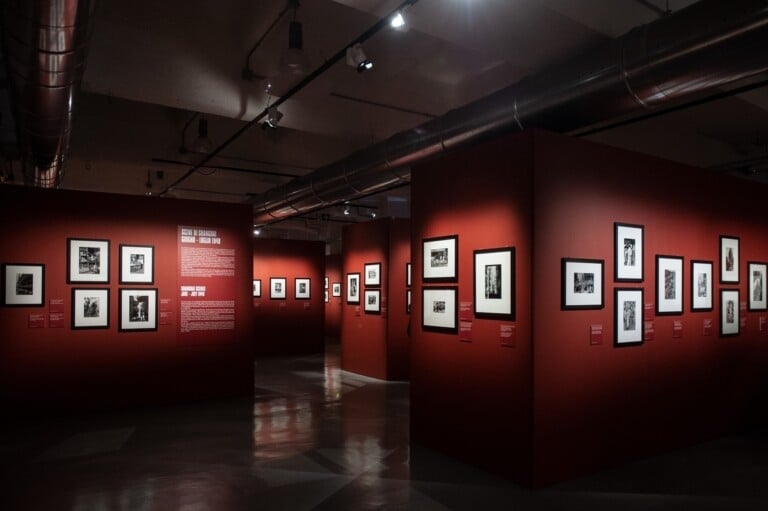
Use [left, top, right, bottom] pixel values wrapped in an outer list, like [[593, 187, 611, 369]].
[[263, 106, 284, 129], [280, 19, 310, 75], [346, 43, 373, 73], [191, 118, 214, 154], [343, 204, 350, 215], [370, 210, 377, 218], [390, 11, 405, 28], [145, 170, 153, 195], [253, 227, 261, 236]]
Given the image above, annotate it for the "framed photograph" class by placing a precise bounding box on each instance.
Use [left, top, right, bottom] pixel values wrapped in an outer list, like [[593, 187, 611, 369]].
[[71, 288, 110, 329], [325, 276, 329, 289], [690, 260, 713, 312], [332, 282, 341, 297], [614, 223, 643, 282], [406, 262, 412, 287], [720, 289, 740, 337], [656, 255, 683, 315], [325, 290, 329, 303], [422, 286, 458, 333], [364, 262, 381, 287], [720, 235, 739, 284], [364, 289, 381, 313], [748, 262, 767, 311], [561, 258, 603, 310], [423, 235, 458, 282], [119, 244, 154, 284], [67, 238, 110, 283], [406, 289, 411, 314], [295, 277, 311, 300], [253, 279, 261, 297], [270, 277, 287, 299], [474, 247, 515, 318], [615, 288, 644, 347], [2, 263, 44, 307], [346, 272, 360, 304], [118, 288, 157, 332]]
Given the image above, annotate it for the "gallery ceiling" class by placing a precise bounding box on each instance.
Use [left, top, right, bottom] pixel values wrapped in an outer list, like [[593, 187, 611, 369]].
[[3, 0, 768, 248]]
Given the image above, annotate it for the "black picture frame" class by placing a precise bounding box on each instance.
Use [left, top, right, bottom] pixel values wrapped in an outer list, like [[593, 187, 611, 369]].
[[406, 262, 412, 287], [719, 235, 740, 284], [2, 263, 45, 307], [67, 238, 110, 284], [720, 288, 740, 337], [364, 262, 381, 287], [346, 272, 360, 304], [118, 288, 157, 332], [270, 277, 287, 299], [614, 223, 643, 282], [364, 289, 381, 314], [422, 286, 458, 333], [561, 257, 603, 310], [422, 235, 458, 283], [253, 279, 261, 297], [656, 255, 684, 315], [614, 287, 644, 347], [295, 277, 311, 300], [690, 260, 713, 312], [71, 287, 110, 329], [473, 247, 515, 319], [119, 244, 154, 284], [406, 289, 411, 314], [747, 261, 767, 311]]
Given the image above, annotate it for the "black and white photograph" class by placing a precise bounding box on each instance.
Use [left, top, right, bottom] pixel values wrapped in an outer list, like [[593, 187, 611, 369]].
[[346, 272, 360, 304], [364, 262, 381, 287], [720, 289, 740, 337], [72, 288, 109, 329], [422, 287, 458, 333], [748, 262, 767, 311], [325, 290, 329, 303], [119, 288, 157, 332], [690, 260, 713, 311], [561, 258, 603, 310], [2, 263, 45, 307], [295, 277, 311, 300], [720, 235, 740, 283], [422, 235, 458, 282], [332, 282, 341, 297], [270, 277, 287, 299], [406, 262, 412, 287], [656, 255, 683, 315], [474, 247, 515, 318], [364, 289, 381, 313], [614, 223, 643, 282], [406, 289, 411, 315], [119, 244, 154, 284], [68, 238, 110, 283], [615, 288, 644, 346], [253, 279, 261, 298], [325, 276, 329, 289]]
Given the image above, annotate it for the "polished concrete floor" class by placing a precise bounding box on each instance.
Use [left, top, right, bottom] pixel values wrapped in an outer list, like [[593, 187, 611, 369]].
[[2, 345, 767, 510]]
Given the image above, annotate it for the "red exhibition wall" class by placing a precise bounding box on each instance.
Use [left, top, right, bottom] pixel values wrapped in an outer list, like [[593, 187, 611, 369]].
[[341, 218, 411, 381], [325, 253, 342, 339], [410, 134, 535, 484], [0, 186, 254, 413], [410, 129, 768, 487], [252, 238, 324, 356]]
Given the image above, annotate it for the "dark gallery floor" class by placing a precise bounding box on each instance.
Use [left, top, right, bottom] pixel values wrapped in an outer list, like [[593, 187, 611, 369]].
[[2, 344, 767, 510]]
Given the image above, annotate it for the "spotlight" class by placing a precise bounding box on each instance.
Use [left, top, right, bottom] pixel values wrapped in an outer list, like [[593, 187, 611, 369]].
[[343, 205, 350, 215], [370, 211, 377, 218], [390, 11, 405, 28], [346, 44, 374, 73], [263, 106, 284, 129], [191, 118, 214, 153], [280, 20, 310, 75], [253, 227, 261, 236]]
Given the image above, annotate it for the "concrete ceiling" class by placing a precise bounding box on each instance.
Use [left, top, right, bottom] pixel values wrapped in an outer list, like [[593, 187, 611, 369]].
[[4, 0, 768, 248]]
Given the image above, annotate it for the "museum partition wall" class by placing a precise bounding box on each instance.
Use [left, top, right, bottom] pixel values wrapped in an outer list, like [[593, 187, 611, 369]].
[[341, 218, 411, 380], [0, 186, 254, 413], [252, 238, 324, 356], [410, 129, 768, 487], [325, 253, 342, 339]]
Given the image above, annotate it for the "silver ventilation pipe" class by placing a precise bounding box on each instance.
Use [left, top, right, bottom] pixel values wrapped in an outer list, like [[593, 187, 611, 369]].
[[251, 0, 768, 225], [1, 0, 97, 188]]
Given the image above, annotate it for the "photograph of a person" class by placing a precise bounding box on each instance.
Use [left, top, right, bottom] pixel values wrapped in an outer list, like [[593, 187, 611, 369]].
[[614, 223, 643, 282], [423, 235, 458, 282], [614, 288, 643, 346], [753, 270, 763, 302], [720, 235, 739, 284], [573, 272, 594, 294], [72, 287, 109, 329], [347, 273, 361, 303], [129, 295, 149, 322], [725, 248, 734, 272], [83, 296, 100, 318], [130, 253, 145, 274], [368, 293, 376, 305], [431, 248, 448, 268], [691, 260, 713, 312], [119, 288, 157, 331], [275, 281, 282, 293], [664, 269, 676, 299], [484, 264, 502, 299], [299, 282, 307, 294], [363, 289, 380, 313], [726, 300, 735, 323], [623, 300, 636, 331], [748, 262, 767, 311], [79, 246, 101, 275], [15, 272, 34, 295], [433, 300, 446, 313], [698, 272, 707, 297], [270, 277, 287, 299], [656, 255, 683, 315], [332, 283, 341, 297], [422, 287, 457, 333], [623, 238, 636, 267], [350, 277, 358, 296]]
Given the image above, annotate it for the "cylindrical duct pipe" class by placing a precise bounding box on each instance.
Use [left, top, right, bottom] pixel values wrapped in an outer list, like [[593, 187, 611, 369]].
[[252, 0, 768, 225], [1, 0, 97, 188]]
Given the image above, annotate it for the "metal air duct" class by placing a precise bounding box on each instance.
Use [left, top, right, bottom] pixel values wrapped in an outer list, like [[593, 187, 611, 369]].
[[1, 0, 97, 188], [251, 0, 768, 225]]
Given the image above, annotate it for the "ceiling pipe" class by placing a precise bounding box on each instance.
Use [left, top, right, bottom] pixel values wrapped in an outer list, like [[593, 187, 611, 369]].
[[1, 0, 97, 188], [251, 0, 768, 225]]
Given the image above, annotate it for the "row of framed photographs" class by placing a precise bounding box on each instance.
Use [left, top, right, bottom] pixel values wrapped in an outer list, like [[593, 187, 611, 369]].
[[67, 239, 155, 285], [253, 277, 316, 300], [71, 288, 158, 331], [562, 257, 767, 313]]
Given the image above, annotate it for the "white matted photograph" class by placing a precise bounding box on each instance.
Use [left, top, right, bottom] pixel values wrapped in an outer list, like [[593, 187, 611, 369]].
[[72, 288, 110, 329], [720, 235, 739, 284], [364, 262, 381, 287], [119, 288, 157, 332], [422, 287, 457, 333], [364, 289, 381, 313], [119, 244, 154, 284], [561, 258, 603, 310], [406, 262, 411, 287], [253, 279, 261, 298], [690, 260, 713, 312], [332, 282, 341, 297], [270, 277, 287, 299], [748, 261, 767, 311], [720, 288, 740, 337], [295, 277, 311, 300], [474, 247, 515, 318], [68, 238, 110, 283], [615, 288, 643, 347], [422, 235, 458, 282], [346, 272, 360, 304], [656, 255, 683, 315], [2, 263, 45, 307], [614, 223, 643, 282]]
